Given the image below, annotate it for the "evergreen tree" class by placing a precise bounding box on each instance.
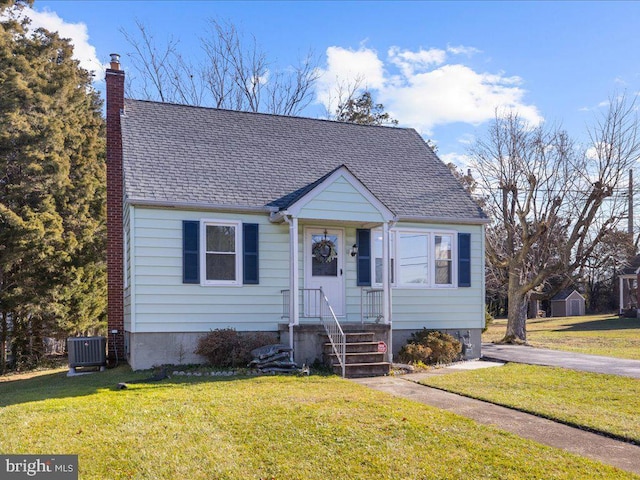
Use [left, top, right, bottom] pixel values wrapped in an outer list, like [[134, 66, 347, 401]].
[[335, 90, 399, 126], [0, 1, 106, 371]]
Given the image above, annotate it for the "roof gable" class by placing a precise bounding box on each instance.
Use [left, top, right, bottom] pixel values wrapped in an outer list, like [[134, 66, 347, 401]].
[[121, 100, 487, 222], [284, 165, 394, 223]]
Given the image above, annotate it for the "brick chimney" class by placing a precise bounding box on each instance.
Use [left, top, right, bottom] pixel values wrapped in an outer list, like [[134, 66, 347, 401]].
[[106, 53, 125, 362]]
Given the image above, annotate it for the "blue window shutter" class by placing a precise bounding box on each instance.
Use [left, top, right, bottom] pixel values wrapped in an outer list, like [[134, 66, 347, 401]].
[[183, 221, 200, 284], [243, 223, 259, 285], [356, 229, 371, 286], [458, 233, 471, 287]]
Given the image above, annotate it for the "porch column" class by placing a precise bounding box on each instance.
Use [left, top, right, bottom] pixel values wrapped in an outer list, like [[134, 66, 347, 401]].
[[382, 221, 392, 362], [289, 217, 300, 327], [619, 276, 624, 314]]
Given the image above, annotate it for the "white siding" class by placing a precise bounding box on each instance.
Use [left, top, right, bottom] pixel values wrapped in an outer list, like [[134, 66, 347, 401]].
[[123, 204, 132, 331], [129, 207, 289, 333], [389, 222, 485, 330], [128, 207, 485, 334], [297, 222, 485, 329], [298, 177, 384, 223]]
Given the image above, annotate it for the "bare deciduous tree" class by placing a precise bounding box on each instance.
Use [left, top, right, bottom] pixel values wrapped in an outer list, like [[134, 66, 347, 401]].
[[472, 93, 639, 342], [121, 19, 319, 116]]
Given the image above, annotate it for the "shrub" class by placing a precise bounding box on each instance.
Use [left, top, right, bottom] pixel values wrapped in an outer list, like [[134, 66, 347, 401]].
[[424, 331, 462, 364], [195, 328, 276, 367], [398, 343, 432, 364], [483, 308, 495, 333], [404, 329, 462, 365]]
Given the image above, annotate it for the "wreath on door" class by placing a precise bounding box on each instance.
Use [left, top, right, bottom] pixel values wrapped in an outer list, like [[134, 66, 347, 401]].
[[312, 238, 337, 263]]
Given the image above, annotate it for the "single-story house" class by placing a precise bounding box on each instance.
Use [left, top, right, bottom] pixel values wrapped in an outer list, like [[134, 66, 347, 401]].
[[105, 55, 488, 372], [550, 289, 586, 317]]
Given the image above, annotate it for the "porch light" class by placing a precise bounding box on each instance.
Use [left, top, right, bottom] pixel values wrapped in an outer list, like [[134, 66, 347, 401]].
[[350, 243, 358, 257]]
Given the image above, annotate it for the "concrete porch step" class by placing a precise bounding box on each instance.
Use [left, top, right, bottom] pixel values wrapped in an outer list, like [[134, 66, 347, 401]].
[[327, 351, 387, 364], [342, 332, 376, 343], [333, 362, 391, 378], [321, 331, 391, 378], [323, 341, 383, 354]]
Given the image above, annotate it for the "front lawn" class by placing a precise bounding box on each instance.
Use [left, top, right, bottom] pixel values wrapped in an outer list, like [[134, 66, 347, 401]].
[[0, 367, 636, 479], [421, 363, 640, 443], [483, 314, 640, 359]]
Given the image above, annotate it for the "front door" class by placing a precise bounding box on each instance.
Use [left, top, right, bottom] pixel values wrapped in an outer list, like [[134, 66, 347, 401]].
[[305, 228, 345, 317]]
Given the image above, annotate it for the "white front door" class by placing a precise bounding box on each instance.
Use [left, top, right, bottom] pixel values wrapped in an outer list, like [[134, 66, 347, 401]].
[[304, 228, 345, 317]]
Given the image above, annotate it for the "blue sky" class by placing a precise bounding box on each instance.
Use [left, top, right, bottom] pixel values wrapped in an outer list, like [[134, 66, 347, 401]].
[[18, 0, 640, 166]]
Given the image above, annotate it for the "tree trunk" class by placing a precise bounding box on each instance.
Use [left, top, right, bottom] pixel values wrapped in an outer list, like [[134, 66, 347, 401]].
[[503, 274, 528, 343], [0, 311, 7, 374]]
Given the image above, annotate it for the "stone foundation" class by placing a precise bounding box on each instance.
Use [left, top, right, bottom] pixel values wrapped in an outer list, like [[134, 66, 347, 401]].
[[124, 325, 482, 370]]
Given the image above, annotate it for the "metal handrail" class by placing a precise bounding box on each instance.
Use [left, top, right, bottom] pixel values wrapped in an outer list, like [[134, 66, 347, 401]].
[[280, 288, 346, 377], [317, 288, 346, 378], [361, 288, 384, 324]]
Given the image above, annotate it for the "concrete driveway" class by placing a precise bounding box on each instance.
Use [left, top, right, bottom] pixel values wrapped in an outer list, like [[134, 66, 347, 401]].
[[481, 343, 640, 379]]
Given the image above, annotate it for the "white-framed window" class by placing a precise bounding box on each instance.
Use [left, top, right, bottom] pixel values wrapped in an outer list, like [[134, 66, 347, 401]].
[[373, 228, 457, 288], [201, 219, 242, 286], [434, 233, 454, 286], [397, 231, 430, 285], [373, 231, 394, 285]]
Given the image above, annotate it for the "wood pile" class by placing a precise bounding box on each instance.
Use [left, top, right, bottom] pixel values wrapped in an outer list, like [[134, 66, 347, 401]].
[[249, 344, 298, 373]]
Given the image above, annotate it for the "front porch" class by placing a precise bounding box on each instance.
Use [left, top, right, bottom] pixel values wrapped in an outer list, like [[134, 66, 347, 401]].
[[268, 165, 396, 376], [280, 287, 391, 377], [278, 322, 391, 376], [619, 273, 638, 316]]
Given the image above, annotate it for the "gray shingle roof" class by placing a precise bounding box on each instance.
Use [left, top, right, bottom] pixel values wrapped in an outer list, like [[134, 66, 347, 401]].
[[551, 289, 582, 301], [121, 99, 486, 221]]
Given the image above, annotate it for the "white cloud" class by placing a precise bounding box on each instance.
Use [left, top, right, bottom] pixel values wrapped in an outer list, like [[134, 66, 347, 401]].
[[586, 142, 609, 161], [457, 133, 476, 145], [388, 46, 446, 76], [447, 45, 482, 57], [316, 46, 386, 113], [316, 45, 542, 136], [440, 152, 473, 170], [384, 64, 542, 135], [578, 99, 612, 112], [10, 6, 104, 79]]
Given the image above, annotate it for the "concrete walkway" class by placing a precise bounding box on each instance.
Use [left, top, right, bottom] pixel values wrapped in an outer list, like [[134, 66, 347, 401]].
[[481, 343, 640, 378], [352, 361, 640, 475]]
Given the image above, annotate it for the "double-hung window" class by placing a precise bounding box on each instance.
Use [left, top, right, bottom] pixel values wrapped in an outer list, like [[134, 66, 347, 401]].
[[202, 220, 242, 285], [434, 234, 454, 286], [373, 231, 394, 285]]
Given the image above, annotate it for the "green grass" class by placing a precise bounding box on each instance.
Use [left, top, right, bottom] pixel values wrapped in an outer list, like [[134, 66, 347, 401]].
[[1, 367, 637, 479], [421, 363, 640, 443], [484, 314, 640, 359]]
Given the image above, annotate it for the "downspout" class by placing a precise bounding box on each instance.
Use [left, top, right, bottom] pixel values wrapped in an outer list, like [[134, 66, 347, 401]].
[[283, 215, 299, 361]]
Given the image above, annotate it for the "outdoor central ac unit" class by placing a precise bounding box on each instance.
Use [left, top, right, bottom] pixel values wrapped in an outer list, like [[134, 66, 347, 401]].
[[67, 336, 107, 372]]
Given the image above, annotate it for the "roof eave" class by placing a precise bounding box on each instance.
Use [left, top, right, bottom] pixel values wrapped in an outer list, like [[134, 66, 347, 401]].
[[396, 215, 490, 225], [126, 198, 278, 214]]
